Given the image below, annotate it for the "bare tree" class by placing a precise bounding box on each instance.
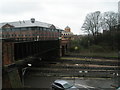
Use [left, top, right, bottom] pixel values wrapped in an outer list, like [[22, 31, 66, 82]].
[[101, 11, 118, 31], [81, 11, 101, 36]]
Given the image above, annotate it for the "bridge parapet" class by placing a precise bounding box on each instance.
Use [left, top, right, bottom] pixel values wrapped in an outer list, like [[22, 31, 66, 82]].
[[2, 39, 61, 88]]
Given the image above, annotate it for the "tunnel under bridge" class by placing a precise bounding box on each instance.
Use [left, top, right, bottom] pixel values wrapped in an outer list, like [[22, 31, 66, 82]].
[[2, 39, 65, 88]]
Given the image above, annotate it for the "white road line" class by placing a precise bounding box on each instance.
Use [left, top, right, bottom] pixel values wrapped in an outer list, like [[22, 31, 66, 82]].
[[75, 83, 95, 89]]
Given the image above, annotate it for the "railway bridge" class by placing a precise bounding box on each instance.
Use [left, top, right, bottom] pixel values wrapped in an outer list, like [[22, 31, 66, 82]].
[[1, 19, 72, 88], [2, 38, 70, 88]]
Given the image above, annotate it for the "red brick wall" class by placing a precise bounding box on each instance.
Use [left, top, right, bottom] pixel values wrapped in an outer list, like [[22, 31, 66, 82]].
[[2, 42, 14, 65]]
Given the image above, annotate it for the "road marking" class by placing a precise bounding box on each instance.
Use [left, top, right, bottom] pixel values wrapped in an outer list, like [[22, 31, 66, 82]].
[[75, 83, 95, 89]]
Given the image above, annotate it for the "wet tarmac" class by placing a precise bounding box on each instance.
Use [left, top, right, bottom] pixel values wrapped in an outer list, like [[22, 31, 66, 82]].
[[24, 75, 116, 89], [23, 56, 119, 89]]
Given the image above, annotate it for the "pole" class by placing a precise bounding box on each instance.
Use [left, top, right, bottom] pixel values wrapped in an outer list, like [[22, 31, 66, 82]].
[[22, 67, 28, 86]]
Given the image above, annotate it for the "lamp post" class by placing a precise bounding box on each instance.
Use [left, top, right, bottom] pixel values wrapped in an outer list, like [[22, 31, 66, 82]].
[[74, 46, 78, 54], [22, 64, 32, 86], [118, 51, 120, 87], [88, 40, 90, 55], [22, 67, 28, 86]]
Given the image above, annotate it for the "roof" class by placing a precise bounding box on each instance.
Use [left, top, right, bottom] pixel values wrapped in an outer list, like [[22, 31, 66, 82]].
[[0, 19, 62, 30], [65, 26, 70, 29]]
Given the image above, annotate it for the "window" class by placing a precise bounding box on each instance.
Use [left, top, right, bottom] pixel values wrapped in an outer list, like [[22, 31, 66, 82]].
[[29, 27, 32, 30], [39, 27, 42, 30], [15, 28, 20, 31], [52, 29, 54, 31], [43, 28, 46, 31], [63, 83, 72, 89], [21, 27, 28, 30], [54, 83, 64, 88]]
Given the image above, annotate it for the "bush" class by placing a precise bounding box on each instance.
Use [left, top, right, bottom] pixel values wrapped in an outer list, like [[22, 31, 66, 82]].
[[89, 45, 105, 53]]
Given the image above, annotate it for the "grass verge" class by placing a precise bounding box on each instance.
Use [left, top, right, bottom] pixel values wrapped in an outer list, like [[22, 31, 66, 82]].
[[66, 52, 119, 59]]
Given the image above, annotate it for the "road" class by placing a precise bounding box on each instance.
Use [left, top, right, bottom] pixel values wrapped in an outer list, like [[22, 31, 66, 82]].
[[23, 55, 119, 89], [24, 75, 115, 89]]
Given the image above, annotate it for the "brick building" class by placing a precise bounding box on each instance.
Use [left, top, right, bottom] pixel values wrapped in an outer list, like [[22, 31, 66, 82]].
[[0, 18, 63, 41], [61, 26, 73, 40]]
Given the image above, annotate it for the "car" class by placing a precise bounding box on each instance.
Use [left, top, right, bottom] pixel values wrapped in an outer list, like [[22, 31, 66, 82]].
[[52, 80, 78, 90], [117, 87, 120, 90], [111, 85, 120, 90]]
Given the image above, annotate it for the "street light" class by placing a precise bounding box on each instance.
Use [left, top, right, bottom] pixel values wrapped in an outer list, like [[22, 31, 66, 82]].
[[74, 46, 78, 54], [59, 37, 62, 40], [79, 70, 88, 77], [27, 63, 32, 66], [22, 63, 32, 86], [84, 71, 88, 73], [22, 67, 28, 86], [79, 71, 82, 73]]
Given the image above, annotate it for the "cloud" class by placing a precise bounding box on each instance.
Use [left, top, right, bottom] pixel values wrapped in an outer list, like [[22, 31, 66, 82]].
[[0, 0, 43, 15], [0, 0, 119, 34]]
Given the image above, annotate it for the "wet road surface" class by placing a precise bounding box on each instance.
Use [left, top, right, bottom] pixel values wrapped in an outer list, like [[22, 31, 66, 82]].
[[23, 56, 119, 89]]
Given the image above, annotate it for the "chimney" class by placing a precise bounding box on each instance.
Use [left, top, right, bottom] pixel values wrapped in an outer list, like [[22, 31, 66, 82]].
[[31, 18, 35, 23]]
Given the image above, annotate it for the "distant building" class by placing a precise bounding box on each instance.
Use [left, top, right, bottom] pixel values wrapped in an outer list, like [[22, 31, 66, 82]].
[[118, 1, 120, 24], [0, 18, 63, 41], [61, 26, 73, 40], [65, 26, 71, 32], [118, 1, 120, 13], [72, 35, 82, 40]]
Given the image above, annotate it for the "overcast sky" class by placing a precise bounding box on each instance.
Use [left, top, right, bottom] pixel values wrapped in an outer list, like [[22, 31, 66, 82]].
[[0, 0, 119, 34]]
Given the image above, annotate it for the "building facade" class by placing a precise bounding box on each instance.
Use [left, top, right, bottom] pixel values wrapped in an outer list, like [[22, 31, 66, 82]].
[[118, 1, 120, 24], [0, 18, 63, 41], [118, 1, 120, 13], [61, 26, 73, 40]]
